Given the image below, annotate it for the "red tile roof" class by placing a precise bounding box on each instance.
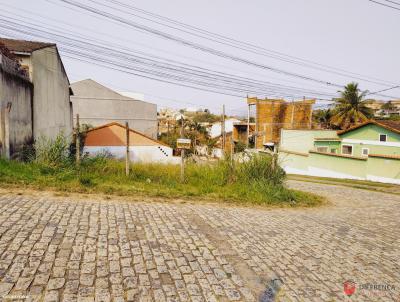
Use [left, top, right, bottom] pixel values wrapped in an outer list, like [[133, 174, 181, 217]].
[[0, 37, 55, 53], [337, 120, 400, 135]]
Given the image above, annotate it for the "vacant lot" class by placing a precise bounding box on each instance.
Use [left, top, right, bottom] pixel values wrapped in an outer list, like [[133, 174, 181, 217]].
[[0, 180, 398, 301], [0, 157, 322, 207]]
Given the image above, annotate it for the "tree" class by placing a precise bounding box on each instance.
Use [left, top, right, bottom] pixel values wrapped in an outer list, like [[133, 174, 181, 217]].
[[381, 101, 396, 111], [313, 109, 334, 129], [330, 82, 373, 129]]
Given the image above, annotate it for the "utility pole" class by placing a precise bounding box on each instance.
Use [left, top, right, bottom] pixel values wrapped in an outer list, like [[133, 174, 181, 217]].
[[75, 114, 80, 165], [230, 136, 234, 165], [125, 121, 130, 176], [247, 103, 250, 148], [180, 116, 185, 182], [221, 104, 226, 154]]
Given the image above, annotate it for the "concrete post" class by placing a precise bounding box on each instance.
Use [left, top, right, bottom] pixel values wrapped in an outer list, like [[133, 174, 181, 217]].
[[125, 121, 130, 176], [247, 104, 250, 148], [180, 117, 185, 183], [75, 114, 80, 165]]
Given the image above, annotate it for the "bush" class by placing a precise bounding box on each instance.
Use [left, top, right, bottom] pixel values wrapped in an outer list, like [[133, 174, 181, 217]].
[[235, 153, 285, 186], [34, 133, 71, 167]]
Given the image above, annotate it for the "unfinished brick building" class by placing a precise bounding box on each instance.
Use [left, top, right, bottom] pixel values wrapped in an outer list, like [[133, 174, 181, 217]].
[[247, 97, 315, 150]]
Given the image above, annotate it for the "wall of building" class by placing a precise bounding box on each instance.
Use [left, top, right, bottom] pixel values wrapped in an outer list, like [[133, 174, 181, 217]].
[[280, 150, 400, 184], [71, 80, 157, 139], [83, 146, 179, 164], [30, 47, 72, 140], [280, 129, 338, 153], [247, 98, 315, 148], [0, 56, 33, 158]]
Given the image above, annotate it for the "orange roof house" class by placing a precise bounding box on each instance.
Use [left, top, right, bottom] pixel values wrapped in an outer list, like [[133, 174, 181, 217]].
[[83, 123, 178, 163], [84, 122, 168, 147]]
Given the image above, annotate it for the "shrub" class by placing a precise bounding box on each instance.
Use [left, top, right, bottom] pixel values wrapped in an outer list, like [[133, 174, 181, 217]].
[[236, 153, 285, 186], [34, 133, 71, 167]]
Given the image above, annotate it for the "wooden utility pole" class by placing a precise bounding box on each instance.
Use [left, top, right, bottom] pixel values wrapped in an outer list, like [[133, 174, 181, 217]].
[[125, 121, 130, 176], [255, 100, 258, 150], [180, 117, 185, 182], [246, 104, 250, 148], [75, 114, 80, 165], [221, 104, 226, 153], [230, 136, 234, 165]]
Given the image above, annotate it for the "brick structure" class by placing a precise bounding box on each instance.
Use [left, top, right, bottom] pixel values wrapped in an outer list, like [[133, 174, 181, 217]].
[[247, 97, 315, 149]]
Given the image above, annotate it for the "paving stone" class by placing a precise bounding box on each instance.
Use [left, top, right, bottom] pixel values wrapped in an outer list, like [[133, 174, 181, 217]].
[[0, 183, 398, 302]]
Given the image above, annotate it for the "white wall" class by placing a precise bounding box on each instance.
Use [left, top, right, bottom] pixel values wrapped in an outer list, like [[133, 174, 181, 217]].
[[210, 118, 241, 138], [83, 145, 180, 164]]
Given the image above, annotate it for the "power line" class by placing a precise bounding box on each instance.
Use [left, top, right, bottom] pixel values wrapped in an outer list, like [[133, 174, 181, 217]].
[[368, 0, 400, 11], [50, 0, 399, 99], [0, 13, 339, 100], [0, 2, 337, 91], [53, 0, 345, 88], [73, 0, 399, 87], [368, 84, 400, 95]]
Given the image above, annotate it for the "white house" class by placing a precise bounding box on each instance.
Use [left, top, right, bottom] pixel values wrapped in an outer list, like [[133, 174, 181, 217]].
[[83, 122, 179, 164]]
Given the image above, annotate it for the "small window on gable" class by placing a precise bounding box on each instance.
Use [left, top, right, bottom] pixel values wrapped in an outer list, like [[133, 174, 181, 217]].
[[379, 134, 387, 142], [362, 148, 369, 156], [317, 146, 328, 153], [342, 145, 353, 155]]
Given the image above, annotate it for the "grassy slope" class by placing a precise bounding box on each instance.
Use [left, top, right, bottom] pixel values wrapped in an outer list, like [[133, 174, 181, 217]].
[[0, 159, 323, 207]]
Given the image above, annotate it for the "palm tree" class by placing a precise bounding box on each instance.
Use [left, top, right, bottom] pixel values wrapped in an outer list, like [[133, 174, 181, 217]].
[[313, 108, 334, 129], [330, 82, 373, 129]]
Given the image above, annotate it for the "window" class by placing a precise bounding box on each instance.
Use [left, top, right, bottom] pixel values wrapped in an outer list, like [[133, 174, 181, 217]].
[[342, 145, 353, 155], [317, 146, 328, 153], [362, 148, 369, 156], [379, 134, 387, 142], [330, 148, 337, 154]]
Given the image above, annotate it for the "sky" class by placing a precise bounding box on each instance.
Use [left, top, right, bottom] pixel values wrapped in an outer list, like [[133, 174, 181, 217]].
[[1, 0, 399, 115]]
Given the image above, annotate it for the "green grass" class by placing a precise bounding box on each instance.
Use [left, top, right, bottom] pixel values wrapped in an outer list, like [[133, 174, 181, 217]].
[[0, 156, 323, 207]]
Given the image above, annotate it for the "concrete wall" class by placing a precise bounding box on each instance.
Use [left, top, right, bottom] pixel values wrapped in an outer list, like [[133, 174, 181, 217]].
[[83, 146, 180, 164], [280, 129, 338, 153], [280, 151, 400, 184], [71, 79, 157, 139], [0, 57, 33, 158], [29, 47, 72, 140]]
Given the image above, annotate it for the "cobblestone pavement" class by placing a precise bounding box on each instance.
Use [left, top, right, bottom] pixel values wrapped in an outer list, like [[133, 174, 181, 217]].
[[0, 181, 399, 302]]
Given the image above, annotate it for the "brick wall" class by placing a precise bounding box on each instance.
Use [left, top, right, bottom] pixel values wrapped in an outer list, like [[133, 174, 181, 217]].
[[248, 97, 315, 148]]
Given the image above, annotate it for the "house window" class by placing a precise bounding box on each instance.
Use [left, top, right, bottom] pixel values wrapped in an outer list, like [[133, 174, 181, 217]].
[[317, 146, 328, 153], [330, 148, 337, 154], [362, 148, 369, 156], [342, 145, 353, 155], [379, 134, 387, 142]]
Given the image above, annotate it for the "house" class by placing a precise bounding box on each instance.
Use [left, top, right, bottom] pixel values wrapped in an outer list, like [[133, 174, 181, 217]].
[[279, 120, 400, 184], [247, 97, 315, 151], [0, 37, 73, 140], [0, 49, 33, 158], [83, 122, 179, 164], [209, 118, 241, 138], [232, 122, 256, 147], [71, 79, 157, 139]]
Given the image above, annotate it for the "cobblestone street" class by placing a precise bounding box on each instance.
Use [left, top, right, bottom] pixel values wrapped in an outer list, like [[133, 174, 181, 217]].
[[0, 181, 399, 301]]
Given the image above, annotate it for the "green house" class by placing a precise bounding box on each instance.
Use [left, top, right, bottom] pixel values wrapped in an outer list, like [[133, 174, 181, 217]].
[[279, 120, 400, 184], [313, 120, 400, 158]]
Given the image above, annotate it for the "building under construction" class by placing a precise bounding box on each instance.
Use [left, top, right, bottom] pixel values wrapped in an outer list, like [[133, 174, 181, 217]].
[[246, 97, 315, 150]]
